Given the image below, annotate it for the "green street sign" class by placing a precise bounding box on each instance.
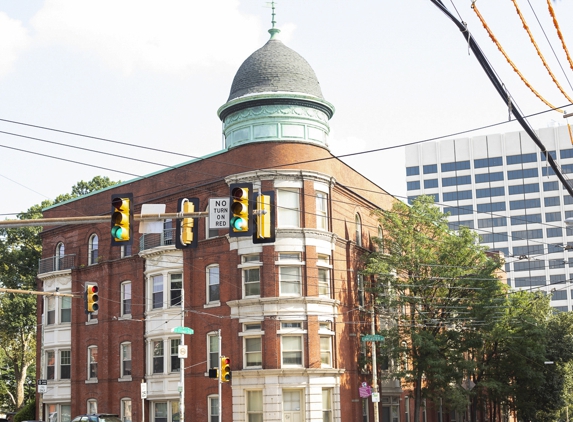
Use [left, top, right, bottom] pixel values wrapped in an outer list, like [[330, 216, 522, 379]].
[[361, 335, 385, 342], [172, 326, 194, 335]]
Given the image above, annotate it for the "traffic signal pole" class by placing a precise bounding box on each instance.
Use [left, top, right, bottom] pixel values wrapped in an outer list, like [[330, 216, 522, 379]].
[[218, 329, 222, 422], [0, 212, 209, 228]]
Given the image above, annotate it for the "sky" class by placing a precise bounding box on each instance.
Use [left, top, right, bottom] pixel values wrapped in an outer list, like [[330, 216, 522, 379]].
[[1, 0, 573, 217]]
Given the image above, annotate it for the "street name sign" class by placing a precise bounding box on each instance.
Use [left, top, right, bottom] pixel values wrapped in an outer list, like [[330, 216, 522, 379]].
[[361, 335, 385, 342], [172, 326, 194, 335]]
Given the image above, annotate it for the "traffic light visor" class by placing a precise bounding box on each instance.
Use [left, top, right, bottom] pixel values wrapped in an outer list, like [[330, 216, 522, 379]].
[[86, 284, 99, 312]]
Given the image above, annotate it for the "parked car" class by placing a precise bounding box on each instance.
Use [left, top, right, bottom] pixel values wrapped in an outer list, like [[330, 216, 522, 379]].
[[71, 415, 121, 422]]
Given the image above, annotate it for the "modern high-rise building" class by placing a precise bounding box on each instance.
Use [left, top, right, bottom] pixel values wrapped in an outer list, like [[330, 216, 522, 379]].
[[405, 125, 573, 312]]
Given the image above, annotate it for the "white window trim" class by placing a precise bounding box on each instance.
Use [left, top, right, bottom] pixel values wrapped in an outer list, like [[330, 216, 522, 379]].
[[242, 265, 262, 299], [169, 338, 181, 373], [276, 254, 304, 297], [276, 188, 301, 228], [88, 234, 98, 265], [206, 332, 219, 374], [119, 342, 132, 381], [320, 335, 333, 368], [121, 281, 132, 318], [355, 214, 363, 247], [206, 264, 220, 306], [243, 336, 263, 369], [246, 390, 264, 421], [151, 339, 165, 375], [316, 191, 329, 231], [281, 335, 304, 368], [87, 399, 97, 414], [208, 395, 219, 421], [87, 346, 98, 382], [121, 398, 132, 422], [147, 271, 183, 311]]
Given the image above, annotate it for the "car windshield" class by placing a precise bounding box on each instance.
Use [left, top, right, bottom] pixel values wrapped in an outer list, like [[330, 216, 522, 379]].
[[99, 417, 121, 422]]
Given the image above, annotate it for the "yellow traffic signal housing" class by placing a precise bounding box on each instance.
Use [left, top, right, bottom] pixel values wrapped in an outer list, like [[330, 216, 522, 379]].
[[220, 356, 231, 382], [229, 183, 253, 237], [111, 193, 133, 246], [253, 191, 275, 244], [85, 283, 99, 313], [175, 198, 199, 249]]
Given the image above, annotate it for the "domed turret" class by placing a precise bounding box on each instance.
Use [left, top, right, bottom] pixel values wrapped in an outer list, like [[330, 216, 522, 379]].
[[218, 26, 334, 150], [227, 37, 325, 101]]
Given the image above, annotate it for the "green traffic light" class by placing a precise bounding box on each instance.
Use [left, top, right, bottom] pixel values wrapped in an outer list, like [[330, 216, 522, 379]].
[[111, 226, 124, 239], [231, 216, 247, 231]]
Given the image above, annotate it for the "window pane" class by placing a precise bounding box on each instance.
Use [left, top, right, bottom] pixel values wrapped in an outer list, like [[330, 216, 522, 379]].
[[280, 267, 301, 295], [170, 274, 182, 306], [153, 275, 164, 309], [245, 338, 262, 367], [208, 267, 220, 302], [153, 341, 164, 373], [283, 337, 302, 365], [244, 268, 260, 297], [123, 282, 132, 315], [277, 190, 300, 227], [316, 192, 328, 230]]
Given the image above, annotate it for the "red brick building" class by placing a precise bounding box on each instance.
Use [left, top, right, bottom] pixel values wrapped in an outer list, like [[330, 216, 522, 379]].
[[36, 24, 398, 422]]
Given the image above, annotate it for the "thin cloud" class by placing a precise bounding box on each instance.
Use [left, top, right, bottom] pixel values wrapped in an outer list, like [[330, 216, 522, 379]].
[[0, 12, 30, 78], [30, 0, 264, 76]]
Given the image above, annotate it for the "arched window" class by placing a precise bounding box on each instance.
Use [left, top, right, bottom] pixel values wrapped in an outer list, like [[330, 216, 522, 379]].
[[88, 234, 98, 265], [56, 242, 65, 270], [355, 214, 362, 247]]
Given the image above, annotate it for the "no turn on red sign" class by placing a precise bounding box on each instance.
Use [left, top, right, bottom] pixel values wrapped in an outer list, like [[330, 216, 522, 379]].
[[208, 198, 229, 229]]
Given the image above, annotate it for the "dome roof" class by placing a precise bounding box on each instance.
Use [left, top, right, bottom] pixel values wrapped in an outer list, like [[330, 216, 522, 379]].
[[227, 38, 324, 101]]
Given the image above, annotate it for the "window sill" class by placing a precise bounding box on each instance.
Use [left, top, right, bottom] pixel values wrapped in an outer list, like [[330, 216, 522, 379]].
[[204, 302, 220, 309], [85, 379, 98, 384], [118, 376, 132, 382]]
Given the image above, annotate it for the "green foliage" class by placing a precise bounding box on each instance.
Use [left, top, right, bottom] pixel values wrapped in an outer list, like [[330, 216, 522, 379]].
[[14, 399, 35, 422], [364, 196, 515, 421], [0, 176, 119, 411], [52, 176, 119, 205]]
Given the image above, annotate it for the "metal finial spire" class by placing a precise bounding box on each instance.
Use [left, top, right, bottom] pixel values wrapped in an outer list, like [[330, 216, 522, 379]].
[[267, 1, 280, 39]]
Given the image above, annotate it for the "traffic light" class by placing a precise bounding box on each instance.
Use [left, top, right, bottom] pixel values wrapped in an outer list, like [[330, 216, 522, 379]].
[[220, 356, 231, 382], [175, 198, 199, 249], [85, 283, 99, 313], [111, 193, 133, 246], [208, 368, 218, 379], [253, 191, 275, 244], [229, 183, 253, 237]]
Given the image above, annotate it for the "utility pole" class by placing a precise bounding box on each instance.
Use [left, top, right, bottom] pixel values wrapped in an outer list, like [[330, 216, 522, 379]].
[[371, 310, 380, 422]]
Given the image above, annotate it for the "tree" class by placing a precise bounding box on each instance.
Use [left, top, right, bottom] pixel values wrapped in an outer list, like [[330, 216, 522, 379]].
[[0, 176, 119, 410], [364, 196, 506, 422]]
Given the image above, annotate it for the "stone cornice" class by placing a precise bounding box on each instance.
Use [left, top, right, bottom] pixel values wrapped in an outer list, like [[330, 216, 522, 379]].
[[230, 367, 345, 379], [225, 170, 336, 186], [37, 269, 72, 281]]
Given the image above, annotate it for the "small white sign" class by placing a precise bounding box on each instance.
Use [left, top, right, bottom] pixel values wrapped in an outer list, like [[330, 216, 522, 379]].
[[38, 384, 47, 394], [140, 382, 148, 399], [372, 392, 380, 403], [139, 204, 166, 234], [209, 198, 230, 229], [178, 345, 188, 359]]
